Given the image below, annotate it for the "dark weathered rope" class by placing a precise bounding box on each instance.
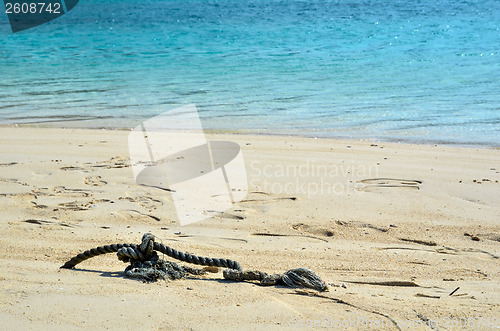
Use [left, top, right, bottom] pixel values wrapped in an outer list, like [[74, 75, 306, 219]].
[[281, 268, 328, 291], [60, 233, 242, 271], [153, 242, 242, 271], [60, 243, 135, 269], [60, 233, 327, 291], [223, 268, 328, 291]]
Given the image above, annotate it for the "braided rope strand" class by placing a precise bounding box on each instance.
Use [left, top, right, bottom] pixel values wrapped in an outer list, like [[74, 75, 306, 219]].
[[60, 243, 136, 269], [153, 242, 242, 271]]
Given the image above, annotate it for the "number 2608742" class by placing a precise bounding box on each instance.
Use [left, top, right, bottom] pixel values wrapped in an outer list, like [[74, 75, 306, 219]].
[[5, 2, 61, 14]]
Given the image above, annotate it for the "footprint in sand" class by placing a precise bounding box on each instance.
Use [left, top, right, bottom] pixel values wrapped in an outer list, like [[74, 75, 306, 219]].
[[84, 175, 107, 186], [0, 177, 29, 186], [23, 219, 73, 227], [88, 156, 130, 169], [357, 178, 422, 192], [113, 210, 162, 222], [56, 200, 94, 211], [240, 191, 298, 203], [60, 166, 86, 172], [203, 210, 245, 220], [291, 220, 389, 238], [119, 195, 163, 209], [55, 199, 111, 211], [33, 186, 92, 197]]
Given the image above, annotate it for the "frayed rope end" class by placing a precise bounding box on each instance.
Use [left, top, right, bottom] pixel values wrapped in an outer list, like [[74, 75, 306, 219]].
[[223, 267, 328, 292]]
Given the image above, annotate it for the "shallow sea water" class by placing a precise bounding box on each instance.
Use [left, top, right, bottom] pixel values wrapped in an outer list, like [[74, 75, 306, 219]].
[[0, 0, 499, 145]]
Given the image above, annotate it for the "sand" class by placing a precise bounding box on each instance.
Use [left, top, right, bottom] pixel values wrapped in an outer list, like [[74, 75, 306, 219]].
[[0, 126, 499, 330]]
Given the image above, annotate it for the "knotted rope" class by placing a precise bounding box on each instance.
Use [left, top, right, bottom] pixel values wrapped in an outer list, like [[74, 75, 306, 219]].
[[61, 233, 328, 291]]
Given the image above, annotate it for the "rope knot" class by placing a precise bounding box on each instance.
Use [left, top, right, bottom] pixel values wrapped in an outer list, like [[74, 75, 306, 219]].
[[116, 233, 156, 263], [140, 233, 155, 257]]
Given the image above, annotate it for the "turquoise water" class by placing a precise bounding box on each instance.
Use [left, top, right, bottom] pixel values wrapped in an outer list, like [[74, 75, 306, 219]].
[[1, 0, 499, 145]]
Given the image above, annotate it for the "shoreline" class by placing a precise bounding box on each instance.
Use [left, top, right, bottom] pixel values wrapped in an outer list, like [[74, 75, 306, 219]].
[[2, 123, 499, 149]]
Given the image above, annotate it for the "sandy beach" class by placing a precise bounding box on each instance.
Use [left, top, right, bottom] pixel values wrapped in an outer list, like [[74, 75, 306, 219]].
[[0, 126, 499, 330]]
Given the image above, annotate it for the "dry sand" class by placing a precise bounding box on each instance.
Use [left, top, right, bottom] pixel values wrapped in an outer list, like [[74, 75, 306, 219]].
[[0, 126, 499, 330]]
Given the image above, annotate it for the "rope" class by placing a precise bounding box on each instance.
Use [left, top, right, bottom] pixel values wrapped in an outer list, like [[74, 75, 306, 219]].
[[223, 268, 328, 291], [61, 233, 242, 271], [60, 233, 327, 291], [60, 243, 135, 269], [153, 242, 242, 271]]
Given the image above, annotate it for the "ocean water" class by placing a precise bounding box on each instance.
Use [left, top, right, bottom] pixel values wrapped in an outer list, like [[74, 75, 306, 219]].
[[0, 0, 499, 145]]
